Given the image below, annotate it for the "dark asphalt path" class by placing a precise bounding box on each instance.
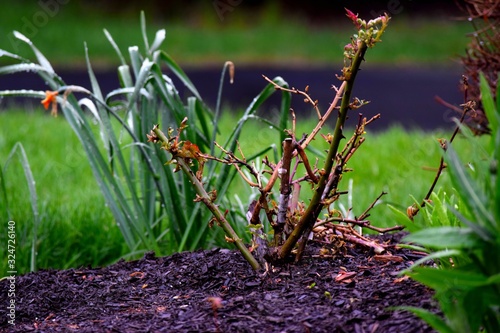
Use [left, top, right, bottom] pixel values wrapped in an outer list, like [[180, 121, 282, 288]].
[[0, 65, 464, 130]]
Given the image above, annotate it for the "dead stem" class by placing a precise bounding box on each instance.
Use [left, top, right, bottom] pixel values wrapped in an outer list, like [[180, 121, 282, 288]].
[[358, 191, 387, 220], [264, 75, 347, 152], [334, 227, 386, 254], [316, 215, 404, 234], [294, 141, 318, 183], [262, 75, 322, 119]]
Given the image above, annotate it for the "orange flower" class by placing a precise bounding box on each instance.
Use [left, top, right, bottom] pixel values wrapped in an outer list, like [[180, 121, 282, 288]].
[[41, 90, 59, 116]]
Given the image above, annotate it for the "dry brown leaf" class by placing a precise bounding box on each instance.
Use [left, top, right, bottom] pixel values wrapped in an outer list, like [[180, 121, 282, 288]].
[[129, 271, 146, 279], [335, 271, 357, 283]]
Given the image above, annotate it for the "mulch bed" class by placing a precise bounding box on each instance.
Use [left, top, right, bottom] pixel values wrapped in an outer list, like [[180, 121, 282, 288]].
[[0, 232, 438, 333]]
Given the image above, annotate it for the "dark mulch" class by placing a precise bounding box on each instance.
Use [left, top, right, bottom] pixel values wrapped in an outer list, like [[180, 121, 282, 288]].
[[0, 232, 437, 333]]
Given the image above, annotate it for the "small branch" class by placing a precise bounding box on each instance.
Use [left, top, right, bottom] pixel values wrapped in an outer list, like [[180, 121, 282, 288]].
[[264, 74, 348, 153], [340, 113, 379, 166], [295, 142, 318, 184], [411, 101, 474, 219], [365, 114, 381, 125], [249, 199, 263, 225], [365, 224, 405, 233], [340, 230, 386, 254], [319, 217, 370, 227], [317, 215, 404, 233], [340, 115, 366, 163], [262, 163, 281, 193], [263, 76, 321, 119], [435, 95, 464, 114], [337, 225, 388, 253], [249, 190, 274, 229], [289, 155, 301, 181], [358, 191, 387, 220], [211, 141, 261, 187], [301, 82, 347, 151], [233, 163, 260, 187]]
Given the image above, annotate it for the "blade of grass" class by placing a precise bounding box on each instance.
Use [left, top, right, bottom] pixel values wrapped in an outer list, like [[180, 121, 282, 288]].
[[149, 29, 166, 55], [0, 49, 29, 62], [212, 61, 233, 155], [129, 46, 142, 77], [479, 72, 498, 135], [445, 144, 496, 231], [155, 51, 202, 100], [12, 31, 54, 74], [4, 143, 39, 272], [103, 29, 126, 66], [397, 306, 454, 333], [140, 11, 150, 54]]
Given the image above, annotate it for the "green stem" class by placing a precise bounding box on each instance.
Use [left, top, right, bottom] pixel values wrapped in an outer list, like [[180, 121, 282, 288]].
[[177, 158, 261, 270], [152, 126, 261, 271], [279, 41, 369, 260]]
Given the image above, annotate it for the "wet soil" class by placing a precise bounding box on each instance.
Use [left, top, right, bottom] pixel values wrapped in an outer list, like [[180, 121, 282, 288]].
[[0, 232, 437, 333]]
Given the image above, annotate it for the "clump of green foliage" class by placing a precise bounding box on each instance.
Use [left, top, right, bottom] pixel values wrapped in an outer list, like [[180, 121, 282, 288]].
[[0, 12, 292, 263], [400, 73, 500, 333]]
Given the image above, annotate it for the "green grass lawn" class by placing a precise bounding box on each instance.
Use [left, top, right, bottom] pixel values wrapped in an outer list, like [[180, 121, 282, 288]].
[[0, 2, 473, 68], [0, 109, 487, 275], [0, 112, 126, 274]]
